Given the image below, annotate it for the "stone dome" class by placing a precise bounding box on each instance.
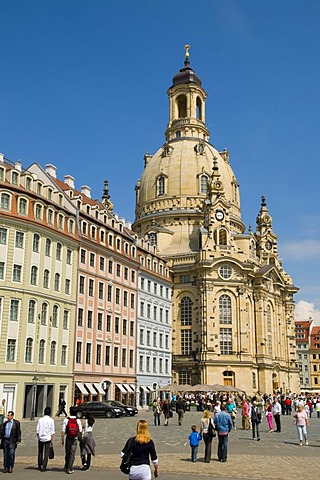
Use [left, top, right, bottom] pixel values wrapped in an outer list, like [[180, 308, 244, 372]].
[[135, 138, 242, 223]]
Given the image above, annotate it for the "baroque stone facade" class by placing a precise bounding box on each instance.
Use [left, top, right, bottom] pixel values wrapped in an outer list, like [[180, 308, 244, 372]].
[[133, 48, 300, 395]]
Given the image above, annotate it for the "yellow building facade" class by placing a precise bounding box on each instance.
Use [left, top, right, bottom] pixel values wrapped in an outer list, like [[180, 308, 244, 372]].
[[133, 49, 300, 395]]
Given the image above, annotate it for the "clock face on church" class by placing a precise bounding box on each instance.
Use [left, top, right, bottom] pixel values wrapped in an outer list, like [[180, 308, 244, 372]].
[[215, 210, 224, 221]]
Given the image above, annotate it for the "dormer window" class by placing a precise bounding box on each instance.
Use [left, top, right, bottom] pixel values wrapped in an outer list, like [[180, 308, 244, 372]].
[[11, 171, 19, 185], [18, 198, 27, 215], [47, 188, 53, 200], [157, 175, 165, 196], [37, 182, 43, 195], [0, 168, 4, 181], [58, 194, 63, 206], [200, 174, 208, 194], [35, 203, 43, 220], [26, 177, 32, 190], [0, 192, 10, 210]]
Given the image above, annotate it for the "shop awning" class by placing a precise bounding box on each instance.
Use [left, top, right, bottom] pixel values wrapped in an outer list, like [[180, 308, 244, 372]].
[[123, 384, 135, 393], [140, 385, 153, 393], [130, 384, 136, 392], [93, 383, 105, 395], [84, 383, 97, 395], [75, 382, 89, 395], [116, 383, 127, 394]]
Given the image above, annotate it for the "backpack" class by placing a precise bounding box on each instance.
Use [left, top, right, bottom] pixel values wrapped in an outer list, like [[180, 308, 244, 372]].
[[208, 418, 216, 438], [66, 417, 79, 439]]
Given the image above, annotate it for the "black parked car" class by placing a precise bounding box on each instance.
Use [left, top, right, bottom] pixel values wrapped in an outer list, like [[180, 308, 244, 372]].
[[107, 400, 138, 416], [75, 401, 126, 419]]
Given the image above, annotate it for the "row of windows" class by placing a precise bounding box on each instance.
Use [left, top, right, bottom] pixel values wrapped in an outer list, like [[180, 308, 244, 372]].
[[140, 278, 170, 298], [140, 301, 170, 323], [6, 338, 67, 365], [156, 174, 209, 197], [0, 228, 72, 262], [0, 192, 74, 233], [76, 342, 134, 368], [80, 251, 136, 281], [80, 221, 136, 257], [139, 329, 170, 349], [1, 264, 71, 293], [139, 355, 170, 374], [180, 328, 232, 355], [8, 298, 69, 327], [180, 295, 233, 326], [77, 308, 135, 336], [79, 277, 135, 307]]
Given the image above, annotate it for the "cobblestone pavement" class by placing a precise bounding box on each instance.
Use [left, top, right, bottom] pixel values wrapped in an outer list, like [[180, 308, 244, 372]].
[[9, 411, 320, 479]]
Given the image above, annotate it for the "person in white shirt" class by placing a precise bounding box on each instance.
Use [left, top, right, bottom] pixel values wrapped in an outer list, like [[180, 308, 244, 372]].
[[272, 399, 282, 433], [36, 407, 55, 472]]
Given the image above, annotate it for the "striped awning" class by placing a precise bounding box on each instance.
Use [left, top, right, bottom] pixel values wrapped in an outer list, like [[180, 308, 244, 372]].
[[84, 383, 97, 395], [116, 383, 127, 394], [93, 383, 105, 395], [75, 382, 89, 395]]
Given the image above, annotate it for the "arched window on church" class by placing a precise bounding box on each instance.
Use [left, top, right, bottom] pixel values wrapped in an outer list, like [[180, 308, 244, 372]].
[[219, 295, 232, 324], [218, 228, 227, 246], [157, 176, 165, 196], [179, 369, 191, 385], [181, 296, 192, 326], [196, 97, 202, 120], [200, 175, 208, 194], [148, 232, 157, 247], [177, 94, 187, 118]]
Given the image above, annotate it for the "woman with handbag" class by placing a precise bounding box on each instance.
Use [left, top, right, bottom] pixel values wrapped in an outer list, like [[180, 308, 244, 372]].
[[199, 409, 215, 463], [79, 413, 96, 470], [121, 420, 158, 479]]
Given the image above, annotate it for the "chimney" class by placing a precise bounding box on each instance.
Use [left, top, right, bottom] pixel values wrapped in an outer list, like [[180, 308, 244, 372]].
[[81, 185, 91, 198], [14, 162, 22, 172], [45, 164, 57, 178], [0, 153, 4, 163], [64, 175, 75, 189]]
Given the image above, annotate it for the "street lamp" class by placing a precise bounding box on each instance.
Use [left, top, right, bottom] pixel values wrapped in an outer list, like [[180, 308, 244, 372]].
[[30, 376, 39, 420]]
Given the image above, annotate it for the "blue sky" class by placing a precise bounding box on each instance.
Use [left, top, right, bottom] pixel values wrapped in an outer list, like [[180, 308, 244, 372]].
[[1, 0, 320, 317]]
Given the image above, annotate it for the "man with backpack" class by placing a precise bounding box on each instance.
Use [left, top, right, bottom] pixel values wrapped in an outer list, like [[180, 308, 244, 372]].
[[61, 407, 82, 474]]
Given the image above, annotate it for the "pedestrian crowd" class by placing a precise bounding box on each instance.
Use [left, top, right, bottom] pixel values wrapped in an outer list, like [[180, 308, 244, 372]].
[[0, 390, 318, 478]]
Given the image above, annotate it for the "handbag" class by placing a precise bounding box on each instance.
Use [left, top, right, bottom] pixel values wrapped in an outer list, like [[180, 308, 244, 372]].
[[120, 438, 134, 475], [208, 418, 216, 438], [169, 410, 173, 418], [48, 443, 54, 460]]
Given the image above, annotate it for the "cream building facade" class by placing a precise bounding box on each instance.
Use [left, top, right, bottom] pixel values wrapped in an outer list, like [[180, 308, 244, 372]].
[[0, 155, 79, 418], [133, 48, 300, 395]]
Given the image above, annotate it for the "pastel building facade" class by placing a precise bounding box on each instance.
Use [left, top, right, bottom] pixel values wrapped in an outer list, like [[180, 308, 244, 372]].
[[136, 239, 172, 408], [49, 174, 139, 403], [295, 320, 313, 391], [0, 156, 79, 418]]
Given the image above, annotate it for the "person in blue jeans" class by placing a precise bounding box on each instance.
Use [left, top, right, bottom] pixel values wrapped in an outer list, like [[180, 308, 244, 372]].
[[214, 404, 233, 462], [188, 424, 202, 462]]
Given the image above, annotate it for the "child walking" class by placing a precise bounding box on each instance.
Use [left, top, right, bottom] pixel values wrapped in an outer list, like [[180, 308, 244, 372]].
[[188, 424, 202, 462]]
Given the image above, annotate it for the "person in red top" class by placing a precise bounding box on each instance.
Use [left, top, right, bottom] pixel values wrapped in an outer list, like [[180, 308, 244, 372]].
[[285, 397, 292, 415], [241, 400, 249, 430]]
